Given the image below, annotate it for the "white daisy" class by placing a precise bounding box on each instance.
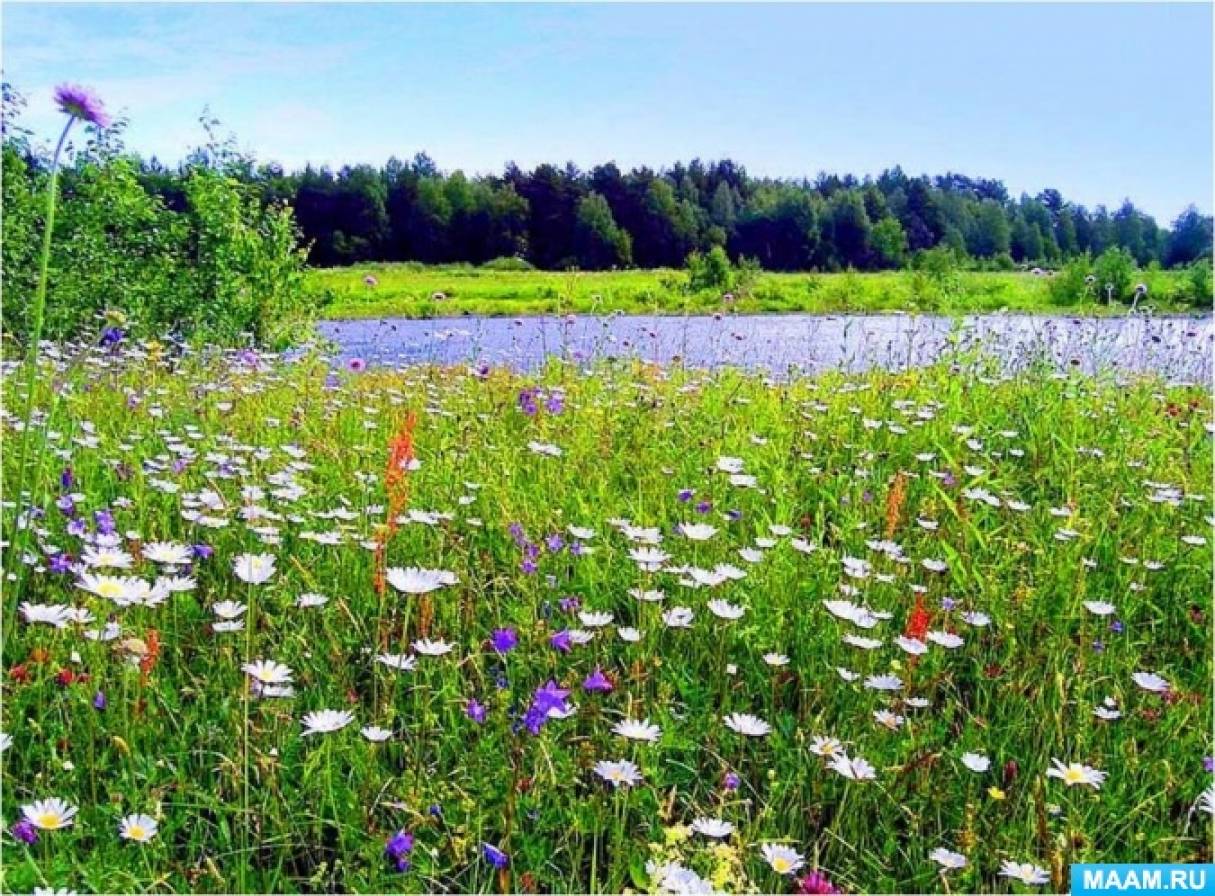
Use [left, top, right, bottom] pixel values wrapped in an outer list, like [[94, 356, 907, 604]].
[[300, 709, 355, 736]]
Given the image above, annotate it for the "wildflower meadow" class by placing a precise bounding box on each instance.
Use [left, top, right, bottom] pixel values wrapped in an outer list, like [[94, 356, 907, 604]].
[[2, 339, 1212, 892], [1, 49, 1213, 896]]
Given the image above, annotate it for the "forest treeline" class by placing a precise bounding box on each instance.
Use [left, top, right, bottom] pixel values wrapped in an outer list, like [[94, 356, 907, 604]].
[[173, 153, 1214, 273]]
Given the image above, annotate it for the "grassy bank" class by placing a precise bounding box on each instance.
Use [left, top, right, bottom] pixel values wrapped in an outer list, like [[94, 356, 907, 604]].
[[2, 343, 1211, 893], [306, 264, 1203, 320]]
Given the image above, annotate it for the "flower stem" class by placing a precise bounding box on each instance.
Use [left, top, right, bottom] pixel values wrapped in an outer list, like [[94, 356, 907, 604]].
[[11, 116, 75, 600]]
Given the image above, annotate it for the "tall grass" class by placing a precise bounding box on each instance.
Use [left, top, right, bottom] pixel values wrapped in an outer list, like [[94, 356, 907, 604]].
[[1, 343, 1210, 893]]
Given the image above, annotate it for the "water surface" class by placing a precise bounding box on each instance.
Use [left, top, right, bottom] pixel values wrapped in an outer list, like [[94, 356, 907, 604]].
[[317, 312, 1213, 380]]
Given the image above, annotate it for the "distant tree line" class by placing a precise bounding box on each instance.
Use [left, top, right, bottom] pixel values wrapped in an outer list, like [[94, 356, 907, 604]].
[[222, 156, 1213, 272], [5, 89, 1213, 274]]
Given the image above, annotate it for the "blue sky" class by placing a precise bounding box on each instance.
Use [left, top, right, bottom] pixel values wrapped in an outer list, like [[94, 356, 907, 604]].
[[4, 3, 1211, 222]]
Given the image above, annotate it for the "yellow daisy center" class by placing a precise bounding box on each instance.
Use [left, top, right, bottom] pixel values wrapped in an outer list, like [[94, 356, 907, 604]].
[[1063, 767, 1085, 784], [773, 858, 791, 873], [128, 824, 147, 840], [97, 581, 123, 598], [37, 811, 62, 828]]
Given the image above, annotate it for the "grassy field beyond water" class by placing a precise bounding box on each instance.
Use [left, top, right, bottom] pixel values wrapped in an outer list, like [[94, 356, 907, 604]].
[[306, 264, 1203, 320]]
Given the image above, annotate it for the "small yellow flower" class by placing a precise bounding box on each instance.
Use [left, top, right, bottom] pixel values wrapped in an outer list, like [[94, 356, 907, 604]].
[[663, 824, 690, 844], [988, 786, 1006, 801]]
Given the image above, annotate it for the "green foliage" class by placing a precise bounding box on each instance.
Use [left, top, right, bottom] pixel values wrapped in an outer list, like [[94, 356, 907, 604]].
[[1, 144, 308, 346], [1094, 247, 1137, 302], [573, 192, 632, 269], [305, 263, 1200, 320], [1048, 254, 1096, 306], [686, 245, 732, 292], [907, 246, 964, 308], [184, 168, 308, 345], [2, 351, 1210, 892], [870, 216, 907, 268], [481, 256, 535, 272], [1185, 258, 1213, 306]]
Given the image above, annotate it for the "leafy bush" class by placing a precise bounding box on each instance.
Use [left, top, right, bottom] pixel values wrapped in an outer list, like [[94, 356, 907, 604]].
[[1094, 247, 1136, 302], [1185, 259, 1213, 306], [1048, 255, 1094, 306], [481, 255, 535, 272], [686, 246, 732, 292], [2, 127, 308, 347], [907, 246, 963, 306]]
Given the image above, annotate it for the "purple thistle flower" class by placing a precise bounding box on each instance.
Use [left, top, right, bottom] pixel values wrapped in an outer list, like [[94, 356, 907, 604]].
[[59, 467, 74, 490], [940, 596, 957, 611], [582, 666, 613, 693], [797, 870, 840, 895], [49, 552, 72, 574], [10, 819, 37, 845], [192, 543, 214, 560], [677, 488, 694, 503], [489, 628, 518, 654], [570, 541, 586, 557], [93, 690, 107, 711], [94, 509, 116, 535], [101, 326, 125, 347], [54, 83, 111, 127], [56, 494, 75, 515], [1092, 639, 1105, 653], [723, 771, 741, 791], [482, 842, 509, 869], [1109, 620, 1124, 634], [466, 698, 487, 724], [520, 558, 538, 575], [695, 500, 712, 515], [346, 357, 367, 373], [558, 595, 580, 613], [508, 522, 526, 545], [544, 393, 564, 415], [66, 518, 87, 537], [549, 630, 572, 653], [726, 508, 742, 521], [546, 533, 565, 553], [1204, 756, 1213, 774]]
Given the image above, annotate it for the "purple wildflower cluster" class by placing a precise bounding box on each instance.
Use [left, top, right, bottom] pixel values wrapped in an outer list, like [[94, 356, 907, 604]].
[[517, 387, 564, 417], [384, 829, 414, 872], [520, 680, 569, 735]]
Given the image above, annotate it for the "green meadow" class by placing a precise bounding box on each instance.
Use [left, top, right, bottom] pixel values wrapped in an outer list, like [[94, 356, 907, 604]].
[[306, 264, 1203, 320], [2, 348, 1211, 893]]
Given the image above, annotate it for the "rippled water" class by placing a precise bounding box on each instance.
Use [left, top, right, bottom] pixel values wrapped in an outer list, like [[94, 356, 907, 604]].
[[317, 312, 1213, 380]]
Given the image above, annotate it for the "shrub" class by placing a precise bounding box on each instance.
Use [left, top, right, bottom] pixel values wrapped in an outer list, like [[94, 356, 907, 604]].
[[1093, 247, 1136, 302], [1185, 259, 1213, 306], [3, 134, 307, 346], [908, 246, 963, 306], [1048, 255, 1094, 306], [481, 255, 535, 272], [686, 245, 732, 292]]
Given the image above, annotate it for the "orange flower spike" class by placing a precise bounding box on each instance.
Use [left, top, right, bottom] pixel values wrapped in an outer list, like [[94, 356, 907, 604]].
[[374, 412, 418, 594], [139, 629, 161, 685], [905, 595, 931, 642]]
